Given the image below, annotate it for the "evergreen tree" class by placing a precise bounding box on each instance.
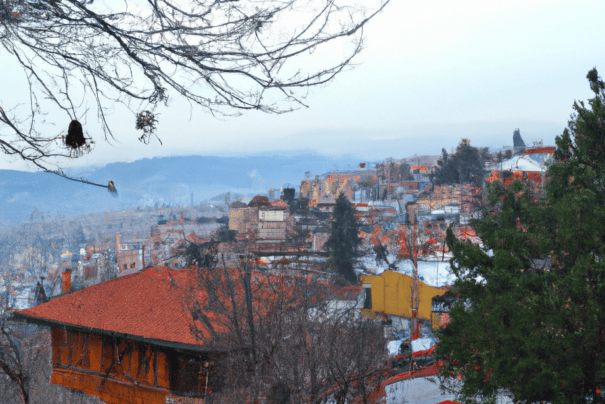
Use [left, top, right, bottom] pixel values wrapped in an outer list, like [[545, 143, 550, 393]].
[[433, 141, 484, 186], [326, 194, 361, 284], [437, 69, 605, 404]]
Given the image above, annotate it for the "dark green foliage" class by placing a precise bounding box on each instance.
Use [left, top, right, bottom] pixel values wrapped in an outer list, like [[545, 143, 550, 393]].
[[216, 216, 229, 225], [433, 141, 484, 186], [214, 226, 236, 242], [185, 243, 202, 266], [400, 163, 413, 181], [437, 70, 605, 404], [479, 147, 491, 166], [326, 194, 361, 284]]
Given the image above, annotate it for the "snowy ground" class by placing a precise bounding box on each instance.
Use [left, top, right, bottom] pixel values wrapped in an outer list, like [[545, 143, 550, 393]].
[[384, 374, 514, 404], [385, 376, 459, 404], [358, 254, 456, 287]]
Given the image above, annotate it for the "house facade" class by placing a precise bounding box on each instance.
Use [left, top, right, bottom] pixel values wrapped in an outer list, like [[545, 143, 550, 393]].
[[49, 326, 214, 404], [16, 267, 222, 404], [359, 271, 447, 322]]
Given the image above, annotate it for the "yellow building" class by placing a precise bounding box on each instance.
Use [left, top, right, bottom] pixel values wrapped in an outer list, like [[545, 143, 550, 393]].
[[360, 271, 446, 321]]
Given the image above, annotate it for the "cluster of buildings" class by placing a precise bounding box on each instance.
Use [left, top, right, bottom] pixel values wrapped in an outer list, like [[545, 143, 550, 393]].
[[7, 131, 556, 404], [3, 213, 222, 310]]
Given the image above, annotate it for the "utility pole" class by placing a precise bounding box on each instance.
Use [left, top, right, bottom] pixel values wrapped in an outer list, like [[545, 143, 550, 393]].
[[409, 220, 419, 373]]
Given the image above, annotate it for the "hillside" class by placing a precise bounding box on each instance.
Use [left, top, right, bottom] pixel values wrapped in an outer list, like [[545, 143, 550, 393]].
[[0, 154, 360, 224]]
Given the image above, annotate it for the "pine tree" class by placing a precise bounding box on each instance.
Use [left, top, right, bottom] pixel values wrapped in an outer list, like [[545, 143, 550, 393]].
[[326, 193, 361, 284], [437, 69, 605, 404], [433, 140, 484, 186]]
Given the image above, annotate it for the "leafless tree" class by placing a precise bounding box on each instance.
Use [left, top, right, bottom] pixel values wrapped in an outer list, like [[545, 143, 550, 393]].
[[173, 257, 387, 403], [0, 281, 101, 404], [0, 0, 389, 187]]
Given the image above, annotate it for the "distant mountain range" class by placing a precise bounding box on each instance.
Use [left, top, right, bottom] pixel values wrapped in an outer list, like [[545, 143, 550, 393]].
[[0, 154, 363, 224]]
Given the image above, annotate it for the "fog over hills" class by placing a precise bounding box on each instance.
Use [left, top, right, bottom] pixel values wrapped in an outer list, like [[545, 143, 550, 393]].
[[0, 154, 362, 224]]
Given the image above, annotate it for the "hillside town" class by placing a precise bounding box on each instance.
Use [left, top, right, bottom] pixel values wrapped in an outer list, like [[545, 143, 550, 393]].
[[0, 131, 562, 404]]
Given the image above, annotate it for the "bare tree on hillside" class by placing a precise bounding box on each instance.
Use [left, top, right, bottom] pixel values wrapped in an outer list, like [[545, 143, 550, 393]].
[[0, 281, 101, 404], [1, 0, 389, 187], [175, 259, 387, 403]]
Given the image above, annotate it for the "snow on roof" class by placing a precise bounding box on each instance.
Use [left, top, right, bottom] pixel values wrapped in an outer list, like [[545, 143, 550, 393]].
[[359, 255, 457, 287], [387, 340, 402, 357], [412, 337, 436, 353], [489, 156, 545, 172]]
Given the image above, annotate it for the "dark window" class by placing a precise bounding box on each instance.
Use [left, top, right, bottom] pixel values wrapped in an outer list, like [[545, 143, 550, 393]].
[[364, 287, 372, 310], [168, 352, 214, 396]]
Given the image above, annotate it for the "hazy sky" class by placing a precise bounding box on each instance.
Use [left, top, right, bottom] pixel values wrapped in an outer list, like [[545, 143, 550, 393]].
[[4, 0, 605, 171]]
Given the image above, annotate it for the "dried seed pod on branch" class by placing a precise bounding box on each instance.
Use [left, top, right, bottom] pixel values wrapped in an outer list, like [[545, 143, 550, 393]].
[[1, 0, 389, 188]]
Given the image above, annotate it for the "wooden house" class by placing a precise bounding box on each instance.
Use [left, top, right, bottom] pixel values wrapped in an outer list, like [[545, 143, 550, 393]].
[[15, 267, 228, 404]]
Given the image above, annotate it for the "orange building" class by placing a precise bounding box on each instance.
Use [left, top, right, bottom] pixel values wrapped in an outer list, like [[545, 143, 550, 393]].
[[16, 268, 230, 404]]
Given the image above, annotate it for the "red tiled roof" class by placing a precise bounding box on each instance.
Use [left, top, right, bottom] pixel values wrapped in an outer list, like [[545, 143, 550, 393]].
[[17, 267, 287, 350], [524, 147, 555, 155], [272, 199, 289, 208], [249, 195, 270, 207], [18, 268, 206, 347]]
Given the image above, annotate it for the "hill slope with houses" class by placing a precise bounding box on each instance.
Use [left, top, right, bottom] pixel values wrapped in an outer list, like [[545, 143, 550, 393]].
[[0, 154, 362, 224]]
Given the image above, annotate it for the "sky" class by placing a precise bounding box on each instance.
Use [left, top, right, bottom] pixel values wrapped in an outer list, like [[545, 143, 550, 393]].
[[3, 0, 605, 171]]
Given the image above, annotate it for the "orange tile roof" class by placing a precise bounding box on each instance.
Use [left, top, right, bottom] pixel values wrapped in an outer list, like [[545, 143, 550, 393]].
[[272, 199, 289, 208], [18, 268, 206, 347], [524, 147, 555, 155], [17, 267, 288, 350]]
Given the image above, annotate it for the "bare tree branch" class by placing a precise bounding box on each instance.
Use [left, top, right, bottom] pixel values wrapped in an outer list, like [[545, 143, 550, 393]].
[[1, 0, 389, 188]]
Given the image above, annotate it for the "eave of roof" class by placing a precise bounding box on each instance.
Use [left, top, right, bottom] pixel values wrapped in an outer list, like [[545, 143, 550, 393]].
[[11, 313, 213, 353]]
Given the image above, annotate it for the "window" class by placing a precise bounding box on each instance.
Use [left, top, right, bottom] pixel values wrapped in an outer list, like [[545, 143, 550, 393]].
[[363, 285, 372, 310], [168, 352, 211, 396]]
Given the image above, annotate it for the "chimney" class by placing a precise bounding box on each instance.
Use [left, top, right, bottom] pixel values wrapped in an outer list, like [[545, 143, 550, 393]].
[[359, 163, 366, 169], [142, 245, 146, 269], [62, 269, 72, 293]]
